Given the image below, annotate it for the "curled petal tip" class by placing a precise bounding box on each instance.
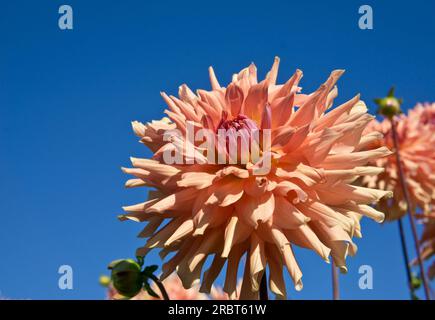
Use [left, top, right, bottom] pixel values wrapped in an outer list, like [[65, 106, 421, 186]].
[[339, 266, 348, 274], [295, 280, 303, 291]]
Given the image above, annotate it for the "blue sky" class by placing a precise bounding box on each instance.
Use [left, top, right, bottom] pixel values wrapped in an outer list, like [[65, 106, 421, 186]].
[[1, 0, 434, 299]]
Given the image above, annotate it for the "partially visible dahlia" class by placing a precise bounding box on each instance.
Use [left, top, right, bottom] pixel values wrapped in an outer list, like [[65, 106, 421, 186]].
[[414, 214, 435, 280], [121, 57, 391, 299], [107, 273, 230, 300], [409, 103, 435, 128], [362, 105, 435, 221]]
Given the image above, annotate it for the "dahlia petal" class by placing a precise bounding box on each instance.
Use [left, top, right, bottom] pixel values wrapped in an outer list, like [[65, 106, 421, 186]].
[[164, 110, 187, 134], [316, 184, 393, 206], [269, 227, 303, 291], [323, 166, 385, 185], [197, 90, 225, 114], [321, 147, 393, 169], [332, 114, 374, 151], [206, 178, 244, 207], [244, 80, 269, 123], [272, 197, 310, 229], [138, 217, 164, 238], [261, 104, 272, 130], [289, 85, 326, 127], [270, 92, 295, 128], [164, 219, 194, 246], [236, 193, 275, 228], [249, 233, 267, 291], [240, 254, 259, 300], [178, 84, 198, 106], [188, 229, 222, 272], [283, 224, 331, 262], [341, 203, 385, 223], [265, 244, 287, 299], [177, 172, 216, 189], [225, 83, 244, 117], [244, 177, 270, 197], [197, 99, 221, 124], [224, 243, 246, 299], [296, 200, 354, 231], [325, 85, 338, 110], [301, 128, 343, 166], [222, 215, 253, 258], [208, 66, 221, 90], [161, 238, 197, 281], [280, 124, 310, 154], [272, 69, 303, 101], [177, 239, 209, 288], [145, 217, 186, 249], [161, 92, 182, 115], [131, 120, 147, 137], [313, 70, 345, 117], [314, 94, 360, 131], [193, 205, 232, 236], [310, 221, 352, 273], [199, 254, 226, 294], [274, 180, 308, 203], [216, 166, 250, 179], [145, 188, 197, 213], [121, 167, 152, 182], [122, 198, 160, 214], [266, 56, 280, 85], [125, 178, 147, 188]]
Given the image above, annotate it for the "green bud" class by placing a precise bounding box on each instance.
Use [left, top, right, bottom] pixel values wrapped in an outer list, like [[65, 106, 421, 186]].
[[108, 259, 143, 298], [374, 87, 403, 118]]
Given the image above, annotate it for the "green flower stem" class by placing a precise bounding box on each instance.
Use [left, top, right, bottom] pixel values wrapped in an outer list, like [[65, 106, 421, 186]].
[[148, 274, 170, 300], [396, 217, 414, 299], [390, 118, 431, 300]]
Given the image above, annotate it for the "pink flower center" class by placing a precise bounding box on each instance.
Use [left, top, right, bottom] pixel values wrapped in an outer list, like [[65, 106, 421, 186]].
[[216, 113, 262, 164], [217, 113, 259, 133]]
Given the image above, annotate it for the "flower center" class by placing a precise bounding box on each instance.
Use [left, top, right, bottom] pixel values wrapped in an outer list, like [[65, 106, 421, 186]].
[[217, 113, 259, 133], [216, 113, 262, 165]]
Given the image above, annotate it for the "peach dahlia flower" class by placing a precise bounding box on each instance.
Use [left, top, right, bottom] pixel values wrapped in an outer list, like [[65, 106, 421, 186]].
[[419, 216, 435, 280], [120, 58, 391, 299], [362, 105, 435, 221]]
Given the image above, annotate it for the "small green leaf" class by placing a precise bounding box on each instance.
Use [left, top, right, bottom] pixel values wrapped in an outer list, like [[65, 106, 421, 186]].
[[136, 256, 144, 267], [144, 265, 159, 274]]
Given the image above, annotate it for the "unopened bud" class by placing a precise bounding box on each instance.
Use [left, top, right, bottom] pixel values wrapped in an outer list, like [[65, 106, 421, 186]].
[[108, 259, 143, 298], [374, 87, 403, 118]]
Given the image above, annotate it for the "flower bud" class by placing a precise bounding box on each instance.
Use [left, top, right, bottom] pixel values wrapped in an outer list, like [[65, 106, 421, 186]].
[[108, 259, 143, 298], [374, 88, 403, 118]]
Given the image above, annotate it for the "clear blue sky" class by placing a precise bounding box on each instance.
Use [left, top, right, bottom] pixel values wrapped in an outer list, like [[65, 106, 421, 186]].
[[1, 0, 434, 300]]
